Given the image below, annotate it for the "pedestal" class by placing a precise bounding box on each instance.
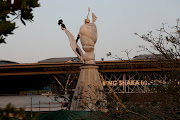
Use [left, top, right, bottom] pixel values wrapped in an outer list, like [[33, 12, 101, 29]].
[[70, 65, 106, 111]]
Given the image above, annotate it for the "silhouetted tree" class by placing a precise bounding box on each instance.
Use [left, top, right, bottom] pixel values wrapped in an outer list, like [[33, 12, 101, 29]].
[[134, 19, 180, 119], [104, 19, 180, 119], [0, 0, 40, 43]]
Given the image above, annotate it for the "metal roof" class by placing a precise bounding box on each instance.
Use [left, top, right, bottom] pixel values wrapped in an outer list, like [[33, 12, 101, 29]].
[[0, 60, 18, 64], [133, 54, 165, 60], [38, 57, 80, 63], [1, 59, 179, 76]]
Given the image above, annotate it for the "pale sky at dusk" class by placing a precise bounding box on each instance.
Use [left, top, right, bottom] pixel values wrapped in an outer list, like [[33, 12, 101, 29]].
[[0, 0, 180, 63]]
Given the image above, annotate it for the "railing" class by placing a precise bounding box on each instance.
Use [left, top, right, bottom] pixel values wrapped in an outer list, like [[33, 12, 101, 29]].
[[22, 97, 71, 117]]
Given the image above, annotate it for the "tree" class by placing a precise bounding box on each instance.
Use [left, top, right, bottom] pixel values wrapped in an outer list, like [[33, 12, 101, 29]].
[[104, 19, 180, 119], [135, 19, 180, 60], [133, 19, 180, 119], [0, 0, 40, 43]]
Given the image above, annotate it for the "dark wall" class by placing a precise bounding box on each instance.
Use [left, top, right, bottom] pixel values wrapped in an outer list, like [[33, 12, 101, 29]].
[[0, 75, 52, 95]]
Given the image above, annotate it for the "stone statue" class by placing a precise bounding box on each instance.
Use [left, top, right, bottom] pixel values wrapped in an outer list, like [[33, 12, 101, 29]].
[[59, 8, 97, 64], [59, 9, 106, 111]]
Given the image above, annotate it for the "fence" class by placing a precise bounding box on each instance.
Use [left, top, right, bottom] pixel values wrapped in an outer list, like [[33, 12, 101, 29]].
[[24, 97, 71, 112]]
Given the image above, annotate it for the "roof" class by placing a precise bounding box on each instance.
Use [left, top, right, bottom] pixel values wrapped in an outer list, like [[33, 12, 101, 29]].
[[1, 59, 180, 76], [133, 54, 166, 60], [0, 60, 18, 64], [38, 57, 80, 63]]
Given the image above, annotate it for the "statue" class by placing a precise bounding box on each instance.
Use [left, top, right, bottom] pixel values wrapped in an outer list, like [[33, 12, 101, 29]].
[[58, 8, 97, 64], [58, 9, 106, 111]]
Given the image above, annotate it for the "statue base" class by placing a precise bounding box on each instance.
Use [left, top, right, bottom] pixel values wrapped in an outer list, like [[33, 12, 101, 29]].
[[70, 65, 106, 111]]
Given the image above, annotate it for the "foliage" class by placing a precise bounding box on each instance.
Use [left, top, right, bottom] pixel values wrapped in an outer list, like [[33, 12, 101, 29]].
[[0, 0, 40, 43], [134, 19, 180, 119], [0, 103, 39, 120], [103, 19, 180, 119], [135, 19, 180, 60]]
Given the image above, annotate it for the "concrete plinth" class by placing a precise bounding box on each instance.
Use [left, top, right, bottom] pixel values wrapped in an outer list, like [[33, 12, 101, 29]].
[[70, 65, 106, 111]]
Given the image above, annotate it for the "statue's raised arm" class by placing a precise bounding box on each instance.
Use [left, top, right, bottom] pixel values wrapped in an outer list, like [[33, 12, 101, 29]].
[[58, 20, 84, 63]]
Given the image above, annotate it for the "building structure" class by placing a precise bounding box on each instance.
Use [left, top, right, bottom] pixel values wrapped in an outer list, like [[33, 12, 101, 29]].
[[0, 58, 179, 94], [0, 57, 179, 111]]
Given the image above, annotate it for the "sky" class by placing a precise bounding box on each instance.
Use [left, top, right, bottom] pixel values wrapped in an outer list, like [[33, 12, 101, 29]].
[[0, 0, 180, 63]]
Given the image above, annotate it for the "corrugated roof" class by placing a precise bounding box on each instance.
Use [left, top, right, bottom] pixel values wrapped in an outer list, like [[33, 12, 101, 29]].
[[0, 60, 18, 64], [133, 54, 166, 60], [38, 57, 79, 63]]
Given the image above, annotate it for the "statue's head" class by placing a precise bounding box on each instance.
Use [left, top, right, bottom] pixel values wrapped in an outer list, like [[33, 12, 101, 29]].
[[85, 18, 90, 24]]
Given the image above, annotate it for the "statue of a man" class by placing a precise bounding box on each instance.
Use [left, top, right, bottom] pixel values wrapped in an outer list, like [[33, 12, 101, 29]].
[[76, 12, 97, 64], [59, 9, 97, 64]]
